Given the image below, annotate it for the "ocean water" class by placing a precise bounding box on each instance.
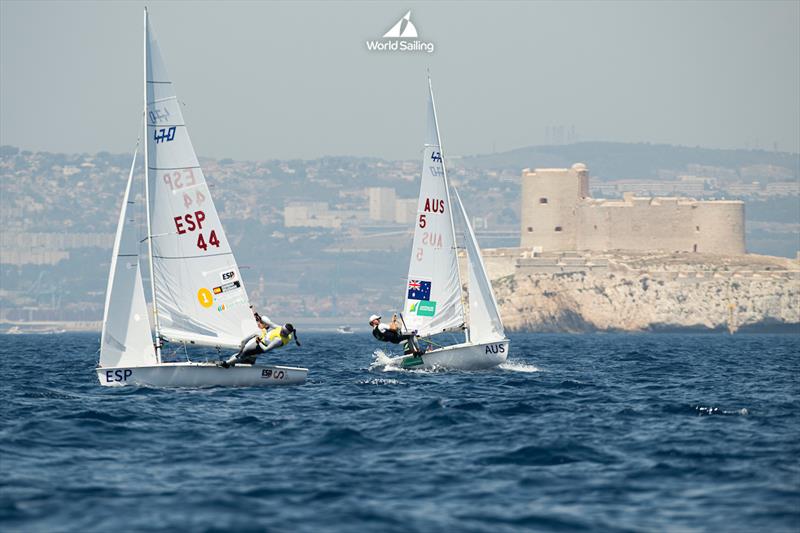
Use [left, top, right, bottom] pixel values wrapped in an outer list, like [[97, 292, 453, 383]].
[[1, 332, 798, 533]]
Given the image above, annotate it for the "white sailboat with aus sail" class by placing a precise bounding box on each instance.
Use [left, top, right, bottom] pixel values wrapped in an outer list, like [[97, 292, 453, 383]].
[[97, 9, 307, 387], [384, 77, 509, 370]]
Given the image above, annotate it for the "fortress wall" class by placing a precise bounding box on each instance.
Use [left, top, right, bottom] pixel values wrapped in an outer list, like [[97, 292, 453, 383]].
[[692, 202, 746, 254], [576, 202, 612, 251], [577, 198, 745, 253], [520, 165, 588, 251], [603, 198, 699, 252]]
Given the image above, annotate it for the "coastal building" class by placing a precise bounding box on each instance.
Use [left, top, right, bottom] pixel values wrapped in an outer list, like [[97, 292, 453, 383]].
[[394, 198, 417, 224], [368, 187, 396, 221], [520, 164, 746, 254], [284, 202, 341, 229], [368, 187, 419, 224]]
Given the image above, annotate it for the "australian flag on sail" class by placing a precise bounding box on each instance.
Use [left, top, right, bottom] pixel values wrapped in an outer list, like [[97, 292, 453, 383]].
[[407, 279, 431, 301]]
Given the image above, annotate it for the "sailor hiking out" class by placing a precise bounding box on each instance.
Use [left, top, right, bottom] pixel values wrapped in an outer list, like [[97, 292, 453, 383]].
[[369, 313, 424, 355], [220, 307, 300, 368]]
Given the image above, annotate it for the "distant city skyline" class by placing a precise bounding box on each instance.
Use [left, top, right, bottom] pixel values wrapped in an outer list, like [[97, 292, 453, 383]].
[[1, 1, 798, 160]]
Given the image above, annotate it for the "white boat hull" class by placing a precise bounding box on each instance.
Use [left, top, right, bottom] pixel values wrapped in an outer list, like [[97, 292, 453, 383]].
[[96, 361, 308, 388], [390, 339, 509, 370]]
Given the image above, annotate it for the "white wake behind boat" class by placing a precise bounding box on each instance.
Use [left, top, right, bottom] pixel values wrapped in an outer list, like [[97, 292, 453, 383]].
[[97, 9, 307, 387], [384, 78, 509, 371]]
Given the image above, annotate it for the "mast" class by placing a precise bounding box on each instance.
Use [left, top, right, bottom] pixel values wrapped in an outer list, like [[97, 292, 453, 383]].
[[427, 75, 467, 342], [143, 7, 162, 362]]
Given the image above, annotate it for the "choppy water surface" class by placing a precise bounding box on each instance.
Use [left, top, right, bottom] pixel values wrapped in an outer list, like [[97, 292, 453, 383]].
[[1, 332, 798, 532]]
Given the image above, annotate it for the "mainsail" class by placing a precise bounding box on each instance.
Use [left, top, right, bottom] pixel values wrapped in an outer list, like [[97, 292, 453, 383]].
[[100, 147, 157, 368], [402, 78, 465, 337], [144, 13, 257, 349], [454, 189, 505, 343]]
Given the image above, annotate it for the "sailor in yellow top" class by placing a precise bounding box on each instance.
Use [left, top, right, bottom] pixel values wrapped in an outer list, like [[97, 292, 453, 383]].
[[219, 307, 300, 368]]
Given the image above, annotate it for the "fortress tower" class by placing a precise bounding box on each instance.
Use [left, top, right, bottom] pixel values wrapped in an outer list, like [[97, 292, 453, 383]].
[[520, 164, 589, 250], [519, 164, 746, 255]]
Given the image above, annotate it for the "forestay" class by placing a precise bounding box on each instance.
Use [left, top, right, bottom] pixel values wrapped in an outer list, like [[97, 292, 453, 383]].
[[402, 79, 465, 338], [100, 147, 157, 368], [145, 16, 257, 349], [454, 189, 505, 343]]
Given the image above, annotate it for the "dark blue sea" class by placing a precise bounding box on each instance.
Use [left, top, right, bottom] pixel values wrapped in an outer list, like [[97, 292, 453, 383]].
[[1, 332, 798, 532]]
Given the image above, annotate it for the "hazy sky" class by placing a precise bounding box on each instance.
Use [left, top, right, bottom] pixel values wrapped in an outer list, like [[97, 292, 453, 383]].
[[1, 1, 798, 160]]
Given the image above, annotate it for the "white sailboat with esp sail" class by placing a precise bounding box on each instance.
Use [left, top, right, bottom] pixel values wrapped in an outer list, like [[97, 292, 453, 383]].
[[383, 77, 509, 370], [97, 9, 307, 387]]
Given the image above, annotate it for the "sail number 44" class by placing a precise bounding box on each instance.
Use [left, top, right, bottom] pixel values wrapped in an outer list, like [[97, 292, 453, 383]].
[[173, 210, 220, 251]]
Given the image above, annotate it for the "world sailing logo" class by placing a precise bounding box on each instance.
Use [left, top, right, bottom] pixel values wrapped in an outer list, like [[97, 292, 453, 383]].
[[366, 10, 435, 54], [383, 10, 417, 38]]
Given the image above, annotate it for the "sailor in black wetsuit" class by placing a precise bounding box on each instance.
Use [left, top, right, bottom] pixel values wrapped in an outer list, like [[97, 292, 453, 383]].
[[369, 313, 424, 355]]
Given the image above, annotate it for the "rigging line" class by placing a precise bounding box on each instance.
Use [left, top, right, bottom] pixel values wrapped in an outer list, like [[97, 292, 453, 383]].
[[132, 112, 144, 146], [139, 232, 171, 243], [421, 338, 446, 349]]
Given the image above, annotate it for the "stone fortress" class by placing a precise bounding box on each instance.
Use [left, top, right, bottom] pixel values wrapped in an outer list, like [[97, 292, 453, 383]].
[[519, 163, 745, 255], [475, 163, 799, 333]]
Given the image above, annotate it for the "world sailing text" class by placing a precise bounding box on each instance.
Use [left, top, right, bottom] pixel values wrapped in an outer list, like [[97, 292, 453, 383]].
[[364, 40, 434, 54]]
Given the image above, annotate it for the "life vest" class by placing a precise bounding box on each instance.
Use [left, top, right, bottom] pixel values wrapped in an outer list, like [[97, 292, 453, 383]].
[[267, 326, 292, 346]]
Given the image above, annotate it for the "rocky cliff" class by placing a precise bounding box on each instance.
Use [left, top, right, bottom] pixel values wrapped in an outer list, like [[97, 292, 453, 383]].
[[482, 251, 800, 333]]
